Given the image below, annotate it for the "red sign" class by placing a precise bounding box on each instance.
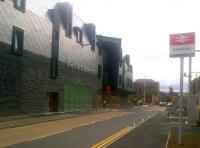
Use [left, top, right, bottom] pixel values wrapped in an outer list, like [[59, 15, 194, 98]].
[[170, 32, 195, 46], [169, 32, 195, 57], [103, 85, 111, 95]]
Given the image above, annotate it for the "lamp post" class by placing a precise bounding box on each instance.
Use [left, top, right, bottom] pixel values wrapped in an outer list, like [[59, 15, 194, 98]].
[[191, 72, 200, 106], [143, 76, 146, 104], [185, 71, 200, 124], [191, 72, 200, 95], [192, 50, 200, 105]]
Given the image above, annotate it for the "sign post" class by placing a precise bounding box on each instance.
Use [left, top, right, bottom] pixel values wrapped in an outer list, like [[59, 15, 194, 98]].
[[169, 32, 195, 145], [179, 57, 184, 144]]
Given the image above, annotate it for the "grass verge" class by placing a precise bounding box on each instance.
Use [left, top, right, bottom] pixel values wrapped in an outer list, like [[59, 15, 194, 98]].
[[167, 133, 200, 148]]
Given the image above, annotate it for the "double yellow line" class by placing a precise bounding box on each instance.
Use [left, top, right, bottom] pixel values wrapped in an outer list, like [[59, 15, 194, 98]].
[[91, 126, 133, 148]]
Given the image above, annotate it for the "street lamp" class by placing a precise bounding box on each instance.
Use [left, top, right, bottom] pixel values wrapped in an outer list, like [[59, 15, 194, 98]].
[[143, 76, 146, 104], [191, 72, 200, 95]]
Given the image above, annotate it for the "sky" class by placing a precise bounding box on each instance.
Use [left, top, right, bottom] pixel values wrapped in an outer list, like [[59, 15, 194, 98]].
[[59, 0, 200, 91]]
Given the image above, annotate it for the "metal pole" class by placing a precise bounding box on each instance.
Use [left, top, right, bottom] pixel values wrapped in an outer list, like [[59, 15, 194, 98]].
[[188, 57, 192, 124], [144, 77, 146, 104], [179, 57, 184, 145], [196, 72, 198, 95]]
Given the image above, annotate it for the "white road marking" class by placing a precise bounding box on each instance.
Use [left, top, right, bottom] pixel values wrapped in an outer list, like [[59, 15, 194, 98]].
[[165, 132, 171, 148], [96, 120, 102, 122], [28, 128, 73, 141], [170, 122, 178, 124], [80, 123, 89, 126]]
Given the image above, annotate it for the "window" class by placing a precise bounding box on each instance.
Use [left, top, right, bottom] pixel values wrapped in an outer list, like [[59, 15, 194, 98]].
[[73, 27, 82, 44], [98, 65, 102, 79], [127, 78, 129, 87], [65, 5, 73, 38], [98, 48, 102, 56], [77, 30, 82, 43], [51, 29, 59, 79], [11, 26, 24, 55], [129, 65, 132, 73], [119, 61, 122, 67], [91, 30, 96, 52], [91, 38, 95, 52], [118, 75, 122, 85], [14, 0, 26, 13], [84, 23, 96, 52], [130, 80, 132, 88], [50, 56, 58, 79], [54, 30, 59, 41], [66, 22, 72, 38], [127, 65, 132, 73], [50, 57, 58, 79]]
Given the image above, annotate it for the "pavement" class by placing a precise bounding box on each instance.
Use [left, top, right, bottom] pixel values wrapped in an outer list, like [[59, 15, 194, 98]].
[[0, 108, 113, 130]]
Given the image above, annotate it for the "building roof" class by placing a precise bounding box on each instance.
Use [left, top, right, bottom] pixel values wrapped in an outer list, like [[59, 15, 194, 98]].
[[96, 35, 122, 46], [134, 79, 158, 84]]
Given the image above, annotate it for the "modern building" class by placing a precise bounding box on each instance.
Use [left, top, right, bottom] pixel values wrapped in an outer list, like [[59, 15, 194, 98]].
[[97, 35, 133, 107], [0, 1, 102, 116], [133, 79, 159, 104]]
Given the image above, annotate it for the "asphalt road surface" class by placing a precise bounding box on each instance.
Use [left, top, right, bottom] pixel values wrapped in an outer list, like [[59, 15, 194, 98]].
[[7, 106, 164, 148], [108, 112, 171, 148]]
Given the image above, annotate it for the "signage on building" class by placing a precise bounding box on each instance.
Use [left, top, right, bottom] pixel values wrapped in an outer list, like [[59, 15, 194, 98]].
[[169, 32, 195, 57], [65, 59, 97, 75]]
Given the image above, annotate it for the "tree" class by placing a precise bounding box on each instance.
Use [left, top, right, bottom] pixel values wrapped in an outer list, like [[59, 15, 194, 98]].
[[191, 77, 200, 95]]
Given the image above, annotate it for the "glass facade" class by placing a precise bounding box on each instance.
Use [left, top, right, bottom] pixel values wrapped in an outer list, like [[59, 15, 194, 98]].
[[64, 84, 93, 109]]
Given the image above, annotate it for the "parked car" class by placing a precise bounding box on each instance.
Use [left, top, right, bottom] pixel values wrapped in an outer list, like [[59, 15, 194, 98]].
[[159, 102, 166, 106]]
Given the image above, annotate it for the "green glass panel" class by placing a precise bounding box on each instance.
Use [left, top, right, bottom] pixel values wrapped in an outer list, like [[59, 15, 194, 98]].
[[68, 84, 72, 109], [79, 86, 82, 108], [75, 85, 78, 109], [78, 85, 81, 108], [89, 88, 92, 108], [71, 84, 75, 108], [64, 84, 70, 109], [86, 87, 89, 108]]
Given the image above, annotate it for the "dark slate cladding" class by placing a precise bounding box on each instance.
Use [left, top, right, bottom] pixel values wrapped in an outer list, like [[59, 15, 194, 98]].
[[51, 8, 60, 79], [97, 35, 133, 93], [0, 42, 23, 115], [47, 9, 55, 23], [56, 2, 73, 38], [0, 0, 102, 116], [84, 23, 96, 51]]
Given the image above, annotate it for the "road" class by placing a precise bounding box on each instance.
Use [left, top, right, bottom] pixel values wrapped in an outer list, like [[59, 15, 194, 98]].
[[108, 111, 171, 148], [5, 106, 164, 148]]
